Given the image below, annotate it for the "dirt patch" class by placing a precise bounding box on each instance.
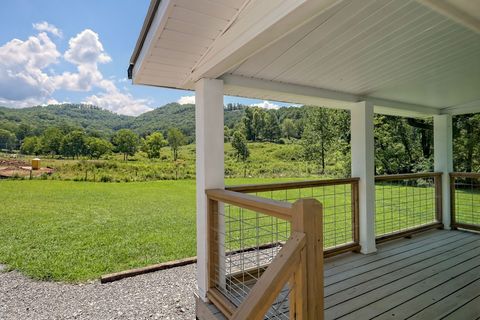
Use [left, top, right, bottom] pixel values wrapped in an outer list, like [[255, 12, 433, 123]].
[[0, 158, 54, 178]]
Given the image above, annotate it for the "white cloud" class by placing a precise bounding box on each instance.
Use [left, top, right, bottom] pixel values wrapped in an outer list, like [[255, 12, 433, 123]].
[[250, 100, 281, 110], [0, 32, 60, 101], [64, 29, 111, 66], [84, 89, 153, 116], [177, 95, 195, 105], [33, 21, 63, 38], [0, 26, 153, 116]]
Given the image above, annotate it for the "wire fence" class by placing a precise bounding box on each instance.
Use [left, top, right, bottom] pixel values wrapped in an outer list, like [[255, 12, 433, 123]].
[[209, 193, 293, 319], [375, 173, 442, 237], [227, 178, 359, 252], [451, 173, 480, 232]]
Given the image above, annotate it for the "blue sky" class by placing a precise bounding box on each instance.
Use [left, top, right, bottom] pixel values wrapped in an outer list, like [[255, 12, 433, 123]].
[[0, 0, 291, 115]]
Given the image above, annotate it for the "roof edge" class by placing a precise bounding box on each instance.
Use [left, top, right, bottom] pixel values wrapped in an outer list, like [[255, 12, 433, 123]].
[[128, 0, 161, 79]]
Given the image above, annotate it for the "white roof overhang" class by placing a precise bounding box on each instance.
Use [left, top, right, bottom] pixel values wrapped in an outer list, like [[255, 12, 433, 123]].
[[130, 0, 480, 117]]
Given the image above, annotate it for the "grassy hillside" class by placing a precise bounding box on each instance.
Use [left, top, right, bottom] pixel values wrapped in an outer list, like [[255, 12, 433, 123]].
[[0, 104, 132, 137], [0, 102, 246, 140]]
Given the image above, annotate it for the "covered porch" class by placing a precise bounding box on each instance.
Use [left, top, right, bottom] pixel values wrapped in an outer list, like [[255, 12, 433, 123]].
[[129, 0, 480, 318]]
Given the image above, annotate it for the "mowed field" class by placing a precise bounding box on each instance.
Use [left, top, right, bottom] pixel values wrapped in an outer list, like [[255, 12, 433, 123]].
[[2, 179, 475, 282]]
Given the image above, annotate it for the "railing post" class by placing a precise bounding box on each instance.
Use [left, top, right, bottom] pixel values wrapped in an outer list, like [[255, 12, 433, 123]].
[[434, 174, 443, 223], [450, 174, 457, 230], [291, 199, 324, 320]]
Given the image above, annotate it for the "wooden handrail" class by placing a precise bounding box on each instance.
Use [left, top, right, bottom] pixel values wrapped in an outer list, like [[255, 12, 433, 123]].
[[450, 172, 480, 178], [231, 232, 306, 320], [226, 177, 360, 193], [375, 172, 442, 181], [206, 189, 293, 221]]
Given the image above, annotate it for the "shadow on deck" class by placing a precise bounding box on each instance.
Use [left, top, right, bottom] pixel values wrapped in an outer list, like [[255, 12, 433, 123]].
[[197, 229, 480, 319]]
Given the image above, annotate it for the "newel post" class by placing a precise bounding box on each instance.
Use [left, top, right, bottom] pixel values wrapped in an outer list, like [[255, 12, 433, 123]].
[[291, 199, 324, 320]]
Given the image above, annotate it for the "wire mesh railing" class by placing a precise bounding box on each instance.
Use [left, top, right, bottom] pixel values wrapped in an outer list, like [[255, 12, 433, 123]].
[[450, 172, 480, 232], [206, 189, 323, 320], [227, 178, 360, 256], [375, 172, 442, 240]]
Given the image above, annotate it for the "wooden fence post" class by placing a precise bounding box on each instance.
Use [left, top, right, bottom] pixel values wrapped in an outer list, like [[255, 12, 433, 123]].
[[291, 199, 324, 320]]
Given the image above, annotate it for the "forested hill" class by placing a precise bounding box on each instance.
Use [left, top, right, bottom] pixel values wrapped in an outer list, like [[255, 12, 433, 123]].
[[0, 104, 133, 137], [0, 103, 247, 139]]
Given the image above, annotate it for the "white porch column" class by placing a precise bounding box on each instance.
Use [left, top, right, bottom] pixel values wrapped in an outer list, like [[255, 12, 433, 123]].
[[195, 78, 225, 300], [350, 101, 377, 254], [434, 114, 453, 229]]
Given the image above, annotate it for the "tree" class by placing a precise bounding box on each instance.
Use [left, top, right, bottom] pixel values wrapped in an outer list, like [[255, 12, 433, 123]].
[[85, 137, 112, 159], [281, 118, 297, 139], [61, 130, 87, 159], [301, 107, 335, 174], [252, 108, 265, 141], [231, 131, 250, 177], [263, 112, 281, 142], [167, 128, 186, 161], [112, 129, 140, 160], [0, 129, 17, 150], [242, 107, 255, 140], [20, 136, 41, 155], [144, 132, 167, 159], [41, 127, 63, 156]]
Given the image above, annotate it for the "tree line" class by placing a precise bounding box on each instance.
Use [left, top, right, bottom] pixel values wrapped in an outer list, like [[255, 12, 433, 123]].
[[0, 127, 187, 161], [1, 103, 479, 174]]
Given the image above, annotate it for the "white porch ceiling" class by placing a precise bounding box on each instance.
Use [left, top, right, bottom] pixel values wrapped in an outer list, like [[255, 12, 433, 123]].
[[131, 0, 480, 116]]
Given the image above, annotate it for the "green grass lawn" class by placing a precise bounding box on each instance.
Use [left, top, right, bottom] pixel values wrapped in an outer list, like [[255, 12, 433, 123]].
[[1, 178, 473, 283], [0, 178, 299, 282]]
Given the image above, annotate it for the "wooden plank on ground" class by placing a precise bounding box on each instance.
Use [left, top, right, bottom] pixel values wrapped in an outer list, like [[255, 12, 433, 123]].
[[407, 280, 480, 320], [374, 268, 480, 319], [326, 246, 480, 319], [324, 230, 455, 275], [325, 238, 480, 306], [324, 232, 472, 286], [441, 295, 480, 320]]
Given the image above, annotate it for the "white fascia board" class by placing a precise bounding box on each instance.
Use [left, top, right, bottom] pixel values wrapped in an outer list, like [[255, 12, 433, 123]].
[[188, 0, 341, 83], [222, 74, 442, 116], [131, 0, 176, 85], [222, 74, 358, 109], [417, 0, 480, 35], [368, 97, 441, 118], [440, 99, 480, 115]]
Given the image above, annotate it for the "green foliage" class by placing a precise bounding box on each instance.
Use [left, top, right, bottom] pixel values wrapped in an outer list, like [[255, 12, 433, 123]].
[[41, 127, 63, 155], [231, 131, 250, 162], [20, 136, 41, 155], [61, 130, 87, 159], [0, 128, 17, 150], [281, 118, 297, 139], [112, 129, 140, 160], [301, 107, 337, 174], [143, 132, 167, 159], [167, 127, 186, 161], [85, 137, 113, 159], [453, 114, 480, 172]]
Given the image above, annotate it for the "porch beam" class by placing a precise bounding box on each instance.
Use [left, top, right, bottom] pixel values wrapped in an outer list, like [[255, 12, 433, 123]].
[[222, 74, 442, 116], [440, 99, 480, 116], [195, 78, 225, 300], [434, 114, 453, 229], [350, 101, 377, 254]]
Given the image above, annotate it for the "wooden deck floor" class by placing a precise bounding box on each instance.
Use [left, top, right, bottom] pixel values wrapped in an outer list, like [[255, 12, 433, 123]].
[[197, 229, 480, 320]]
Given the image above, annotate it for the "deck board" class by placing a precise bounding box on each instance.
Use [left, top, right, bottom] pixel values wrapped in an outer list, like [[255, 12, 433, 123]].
[[197, 230, 480, 320]]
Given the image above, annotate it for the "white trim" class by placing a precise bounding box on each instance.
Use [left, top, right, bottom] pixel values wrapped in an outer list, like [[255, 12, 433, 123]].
[[368, 97, 440, 117], [434, 114, 453, 229], [440, 99, 480, 115], [350, 101, 377, 254], [195, 78, 225, 301], [132, 0, 175, 84], [417, 0, 480, 34]]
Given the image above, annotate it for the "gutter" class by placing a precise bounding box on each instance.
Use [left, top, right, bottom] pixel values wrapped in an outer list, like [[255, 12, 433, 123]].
[[128, 0, 161, 79]]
